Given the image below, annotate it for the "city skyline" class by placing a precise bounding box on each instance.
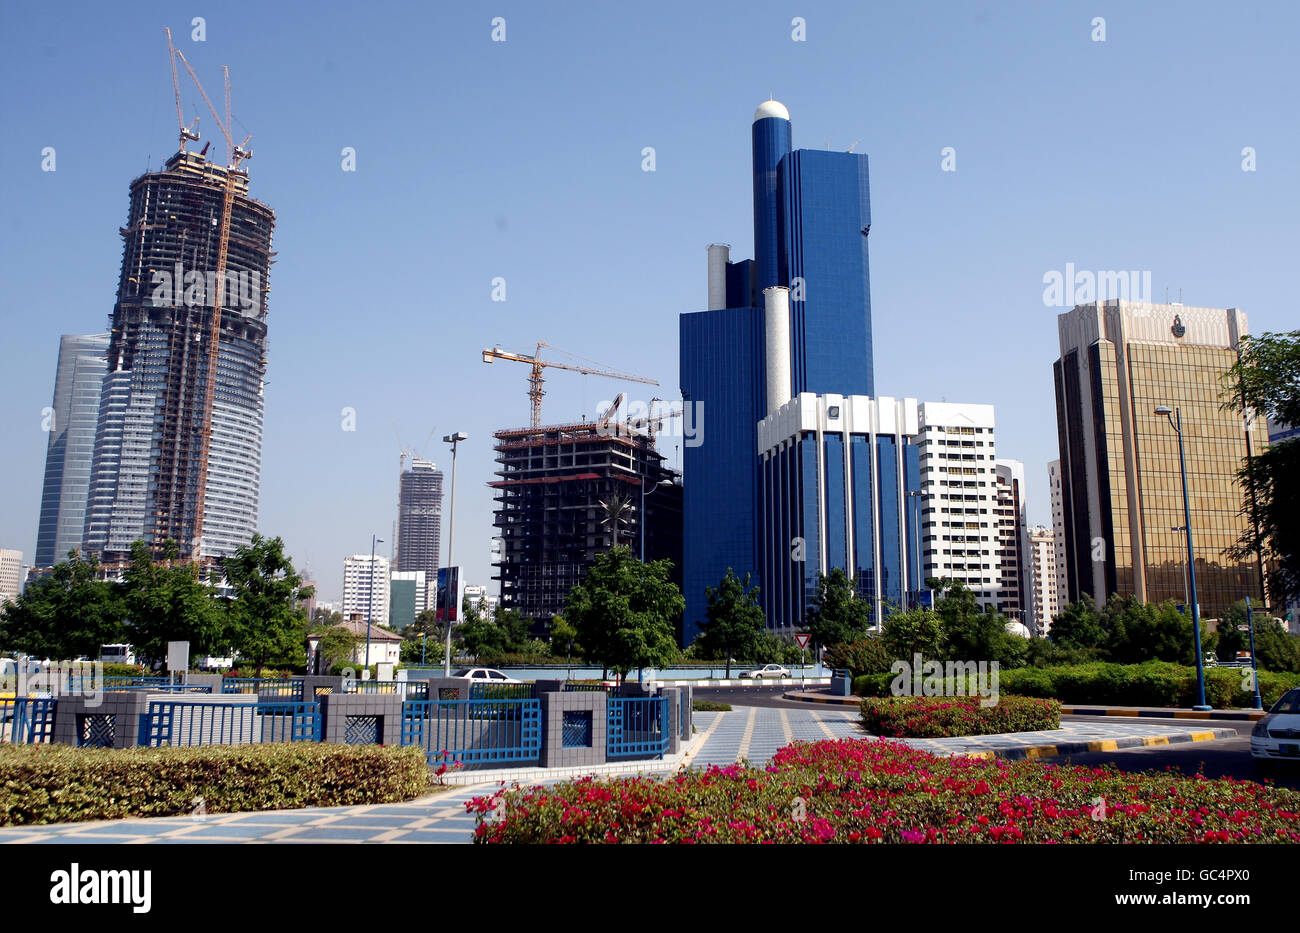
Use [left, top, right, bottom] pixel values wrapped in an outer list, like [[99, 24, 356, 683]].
[[2, 3, 1297, 605]]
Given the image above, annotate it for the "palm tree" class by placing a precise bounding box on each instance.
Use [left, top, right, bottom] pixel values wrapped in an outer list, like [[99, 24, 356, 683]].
[[598, 491, 633, 549]]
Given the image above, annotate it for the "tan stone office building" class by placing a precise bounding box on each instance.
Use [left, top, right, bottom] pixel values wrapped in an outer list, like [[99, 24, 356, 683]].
[[1052, 300, 1261, 615]]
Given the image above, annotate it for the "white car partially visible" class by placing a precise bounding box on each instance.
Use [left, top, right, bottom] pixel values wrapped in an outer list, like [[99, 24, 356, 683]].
[[1251, 688, 1300, 771], [452, 667, 523, 684]]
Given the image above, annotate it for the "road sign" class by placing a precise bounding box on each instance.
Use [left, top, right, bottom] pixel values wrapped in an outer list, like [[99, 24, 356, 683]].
[[794, 633, 811, 649]]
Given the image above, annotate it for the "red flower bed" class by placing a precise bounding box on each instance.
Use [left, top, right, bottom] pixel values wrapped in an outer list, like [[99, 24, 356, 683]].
[[861, 695, 1060, 738], [467, 739, 1300, 844]]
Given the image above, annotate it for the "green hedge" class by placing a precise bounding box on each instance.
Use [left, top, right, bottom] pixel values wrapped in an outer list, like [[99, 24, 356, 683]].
[[0, 743, 433, 826], [852, 661, 1300, 709], [860, 695, 1060, 738]]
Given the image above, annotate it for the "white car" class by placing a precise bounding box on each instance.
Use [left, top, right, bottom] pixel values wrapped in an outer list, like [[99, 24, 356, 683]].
[[739, 664, 791, 680], [452, 668, 523, 684], [1251, 688, 1300, 771]]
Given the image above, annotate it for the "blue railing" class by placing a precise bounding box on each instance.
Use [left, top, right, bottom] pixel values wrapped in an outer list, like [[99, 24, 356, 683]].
[[400, 699, 541, 766], [607, 696, 669, 759], [142, 700, 320, 747], [221, 679, 303, 699], [69, 680, 213, 694], [1, 697, 57, 743], [347, 680, 429, 700]]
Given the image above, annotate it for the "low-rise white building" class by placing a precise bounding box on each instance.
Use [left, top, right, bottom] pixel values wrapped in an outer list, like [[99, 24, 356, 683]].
[[342, 554, 390, 628]]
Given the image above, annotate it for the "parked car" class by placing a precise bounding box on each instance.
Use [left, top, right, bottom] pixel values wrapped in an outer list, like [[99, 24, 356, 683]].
[[451, 667, 523, 684], [1251, 688, 1300, 771], [739, 664, 791, 680]]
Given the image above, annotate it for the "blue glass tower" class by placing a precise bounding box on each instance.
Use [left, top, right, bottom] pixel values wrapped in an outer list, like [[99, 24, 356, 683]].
[[780, 150, 874, 397], [752, 101, 792, 292], [679, 100, 883, 643]]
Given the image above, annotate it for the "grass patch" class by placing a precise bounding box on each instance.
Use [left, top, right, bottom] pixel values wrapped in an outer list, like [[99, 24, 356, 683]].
[[693, 701, 733, 712]]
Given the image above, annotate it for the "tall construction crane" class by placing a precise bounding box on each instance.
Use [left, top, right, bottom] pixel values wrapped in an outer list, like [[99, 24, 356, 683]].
[[165, 28, 200, 153], [171, 40, 252, 563], [482, 341, 658, 429]]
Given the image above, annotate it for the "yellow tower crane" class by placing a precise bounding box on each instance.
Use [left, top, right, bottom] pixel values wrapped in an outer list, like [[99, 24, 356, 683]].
[[482, 341, 658, 429]]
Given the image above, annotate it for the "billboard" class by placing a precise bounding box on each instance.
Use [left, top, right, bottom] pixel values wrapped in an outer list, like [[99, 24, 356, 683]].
[[436, 566, 464, 623]]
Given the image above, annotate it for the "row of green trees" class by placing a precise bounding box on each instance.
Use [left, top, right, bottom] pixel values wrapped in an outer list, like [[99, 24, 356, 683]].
[[1050, 594, 1300, 673], [0, 536, 311, 675]]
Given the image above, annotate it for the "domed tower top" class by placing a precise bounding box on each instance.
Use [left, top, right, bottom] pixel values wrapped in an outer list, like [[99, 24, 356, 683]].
[[754, 99, 790, 122]]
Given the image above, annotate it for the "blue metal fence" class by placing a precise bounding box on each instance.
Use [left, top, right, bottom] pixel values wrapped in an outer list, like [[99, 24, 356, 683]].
[[607, 696, 669, 758], [400, 698, 541, 766], [1, 697, 57, 743], [347, 680, 429, 700], [142, 700, 320, 747], [221, 679, 303, 699]]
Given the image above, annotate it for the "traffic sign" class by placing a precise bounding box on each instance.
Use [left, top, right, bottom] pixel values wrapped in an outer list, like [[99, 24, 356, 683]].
[[795, 633, 811, 649]]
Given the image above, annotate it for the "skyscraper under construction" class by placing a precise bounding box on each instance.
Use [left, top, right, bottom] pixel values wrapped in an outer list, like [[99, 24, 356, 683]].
[[82, 147, 275, 563]]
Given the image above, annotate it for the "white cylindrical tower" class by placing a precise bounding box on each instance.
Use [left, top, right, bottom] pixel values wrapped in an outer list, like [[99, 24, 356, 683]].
[[763, 285, 791, 416], [707, 244, 730, 311]]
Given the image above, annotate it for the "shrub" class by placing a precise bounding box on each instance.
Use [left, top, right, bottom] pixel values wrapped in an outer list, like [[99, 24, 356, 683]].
[[0, 743, 432, 826], [693, 701, 732, 712], [469, 738, 1300, 844], [101, 663, 145, 677], [994, 662, 1300, 709], [859, 696, 1060, 738], [824, 638, 893, 678]]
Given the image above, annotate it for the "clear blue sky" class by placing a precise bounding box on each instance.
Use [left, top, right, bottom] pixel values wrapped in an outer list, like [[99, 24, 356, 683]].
[[2, 1, 1296, 603]]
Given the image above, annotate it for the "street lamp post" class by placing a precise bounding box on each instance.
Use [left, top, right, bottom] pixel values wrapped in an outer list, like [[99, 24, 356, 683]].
[[639, 474, 673, 562], [906, 490, 923, 609], [442, 432, 467, 677], [365, 534, 383, 671], [1245, 597, 1263, 710], [1155, 405, 1211, 712], [1171, 525, 1189, 607]]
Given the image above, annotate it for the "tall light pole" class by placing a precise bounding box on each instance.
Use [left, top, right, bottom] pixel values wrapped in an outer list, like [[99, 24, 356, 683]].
[[1171, 525, 1189, 607], [639, 474, 673, 562], [1155, 405, 1211, 712], [365, 534, 383, 671], [906, 490, 923, 609], [442, 432, 467, 676]]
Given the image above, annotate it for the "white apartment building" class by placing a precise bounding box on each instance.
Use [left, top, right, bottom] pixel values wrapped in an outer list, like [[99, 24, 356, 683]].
[[1027, 525, 1059, 635], [342, 554, 391, 628], [1048, 460, 1069, 615], [0, 549, 23, 606], [917, 403, 999, 610], [463, 584, 499, 618], [994, 459, 1029, 623]]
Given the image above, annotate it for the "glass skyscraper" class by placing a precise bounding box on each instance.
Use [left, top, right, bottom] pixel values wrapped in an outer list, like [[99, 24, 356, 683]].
[[679, 101, 881, 643], [34, 333, 109, 567]]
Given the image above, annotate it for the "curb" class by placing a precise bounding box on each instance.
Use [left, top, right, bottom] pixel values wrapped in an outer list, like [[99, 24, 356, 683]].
[[954, 728, 1237, 762], [1060, 706, 1267, 722], [784, 691, 859, 705], [784, 692, 1269, 721], [656, 678, 830, 688]]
